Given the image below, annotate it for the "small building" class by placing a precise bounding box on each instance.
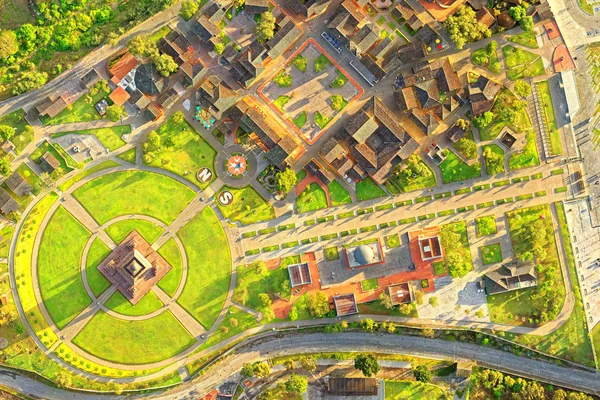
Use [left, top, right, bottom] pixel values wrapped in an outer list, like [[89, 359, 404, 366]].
[[244, 0, 270, 14], [445, 124, 467, 143], [287, 262, 312, 287], [475, 7, 496, 29], [128, 89, 151, 111], [344, 240, 385, 269], [4, 171, 32, 197], [304, 159, 335, 186], [456, 361, 474, 378], [326, 377, 378, 396], [41, 152, 60, 172], [181, 60, 208, 87], [143, 103, 163, 122], [0, 188, 19, 215], [333, 293, 358, 316], [500, 127, 517, 149], [484, 260, 538, 295], [80, 69, 101, 89], [134, 63, 167, 96], [387, 282, 415, 305], [95, 99, 108, 116], [418, 234, 443, 261], [468, 74, 502, 116], [109, 86, 130, 106]]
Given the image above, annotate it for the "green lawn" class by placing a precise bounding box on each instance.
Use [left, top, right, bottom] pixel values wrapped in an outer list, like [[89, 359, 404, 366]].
[[328, 180, 351, 206], [0, 109, 33, 154], [146, 116, 217, 189], [273, 95, 292, 111], [273, 71, 292, 87], [508, 132, 540, 170], [16, 163, 43, 195], [482, 144, 505, 175], [356, 177, 386, 201], [385, 380, 445, 399], [330, 70, 348, 88], [329, 95, 348, 112], [292, 55, 307, 72], [314, 111, 331, 129], [29, 140, 73, 173], [105, 219, 164, 244], [117, 148, 136, 164], [361, 278, 379, 291], [73, 310, 195, 364], [480, 243, 502, 265], [40, 86, 109, 125], [471, 44, 501, 73], [58, 160, 120, 192], [216, 185, 275, 225], [314, 54, 332, 73], [536, 80, 563, 156], [296, 183, 328, 213], [439, 222, 474, 278], [439, 150, 481, 183], [38, 207, 91, 329], [157, 238, 183, 297], [508, 31, 538, 48], [73, 171, 196, 225], [433, 261, 447, 276], [0, 225, 14, 258], [357, 301, 418, 317], [51, 125, 130, 152], [389, 158, 436, 192], [476, 215, 497, 236], [177, 207, 231, 329], [198, 306, 257, 350], [104, 290, 164, 316], [385, 234, 400, 248], [85, 238, 112, 297], [325, 247, 339, 260], [292, 111, 307, 129], [479, 89, 533, 141], [502, 45, 545, 80]]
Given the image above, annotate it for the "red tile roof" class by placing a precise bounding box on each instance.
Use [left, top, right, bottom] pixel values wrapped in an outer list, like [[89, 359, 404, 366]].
[[109, 86, 130, 106], [109, 52, 139, 84]]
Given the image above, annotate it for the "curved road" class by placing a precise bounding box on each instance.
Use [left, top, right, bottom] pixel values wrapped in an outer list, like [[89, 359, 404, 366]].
[[1, 332, 600, 399]]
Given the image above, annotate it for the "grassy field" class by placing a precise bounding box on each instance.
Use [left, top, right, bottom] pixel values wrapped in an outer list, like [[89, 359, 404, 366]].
[[476, 215, 497, 236], [439, 150, 481, 183], [38, 207, 91, 329], [439, 221, 474, 278], [157, 238, 183, 297], [508, 132, 540, 170], [471, 43, 501, 73], [85, 238, 112, 297], [177, 207, 231, 329], [73, 310, 195, 364], [357, 301, 418, 317], [104, 290, 164, 316], [479, 89, 533, 141], [385, 380, 445, 399], [482, 144, 505, 175], [296, 183, 328, 213], [502, 45, 545, 80], [273, 95, 291, 111], [41, 87, 109, 125], [216, 185, 275, 225], [146, 116, 217, 189], [328, 180, 351, 206], [58, 160, 120, 192], [0, 109, 33, 154], [508, 31, 538, 48], [198, 306, 257, 350], [118, 148, 136, 164], [292, 111, 307, 129], [51, 125, 131, 152], [0, 0, 34, 29], [361, 278, 379, 291], [389, 157, 437, 192], [30, 141, 73, 172], [73, 171, 196, 225], [356, 177, 386, 201], [536, 80, 563, 156], [105, 219, 164, 245], [480, 243, 502, 265]]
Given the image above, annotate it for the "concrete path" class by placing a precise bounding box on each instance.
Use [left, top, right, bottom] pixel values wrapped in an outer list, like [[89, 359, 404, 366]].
[[61, 196, 116, 249], [152, 286, 206, 337], [59, 286, 117, 342]]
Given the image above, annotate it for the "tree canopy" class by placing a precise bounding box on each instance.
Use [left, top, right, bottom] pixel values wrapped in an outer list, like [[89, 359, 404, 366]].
[[255, 11, 276, 42], [285, 374, 308, 393], [0, 30, 19, 59], [105, 104, 127, 122], [275, 168, 297, 193], [413, 365, 432, 383], [354, 353, 380, 377], [444, 6, 491, 49], [180, 0, 199, 20], [307, 291, 329, 318]]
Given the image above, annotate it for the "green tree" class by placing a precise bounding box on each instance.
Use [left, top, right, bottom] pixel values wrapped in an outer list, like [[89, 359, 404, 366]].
[[275, 168, 297, 193], [0, 125, 15, 141], [299, 356, 316, 372], [0, 30, 19, 59], [286, 374, 308, 393], [55, 372, 72, 388], [444, 6, 491, 49], [50, 167, 65, 181], [0, 157, 11, 176], [514, 79, 532, 97], [233, 0, 245, 8], [241, 363, 255, 378], [284, 359, 295, 370], [483, 146, 504, 173], [509, 5, 526, 21], [398, 302, 413, 315], [379, 292, 394, 309], [456, 118, 470, 130], [307, 291, 329, 317], [454, 137, 477, 159], [258, 293, 272, 308], [413, 365, 432, 383], [288, 305, 299, 321], [361, 318, 376, 332], [255, 11, 276, 42], [422, 328, 435, 338], [105, 104, 126, 122], [255, 261, 268, 275], [146, 130, 161, 152], [128, 35, 155, 57], [429, 296, 439, 307], [354, 353, 380, 377], [520, 15, 534, 31], [473, 111, 494, 128], [154, 53, 178, 77], [180, 0, 199, 20]]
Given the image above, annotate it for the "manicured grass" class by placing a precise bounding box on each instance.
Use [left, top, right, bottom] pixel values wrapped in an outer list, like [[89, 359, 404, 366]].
[[439, 150, 481, 183], [389, 157, 436, 192], [38, 207, 91, 329], [105, 289, 164, 316], [273, 70, 292, 87], [356, 177, 385, 201], [480, 243, 502, 265], [58, 160, 120, 192], [509, 31, 538, 48], [314, 54, 332, 73], [502, 45, 545, 80], [156, 239, 183, 297], [479, 89, 533, 141], [476, 215, 497, 236], [73, 171, 196, 225], [0, 225, 13, 258], [357, 301, 418, 318], [385, 380, 445, 399], [85, 238, 112, 297], [536, 80, 563, 156], [433, 261, 447, 276], [328, 180, 351, 206], [198, 306, 258, 350], [177, 207, 231, 329], [509, 132, 540, 170], [555, 186, 568, 193], [325, 247, 339, 261], [439, 221, 473, 278], [50, 125, 131, 151], [314, 111, 331, 129], [385, 234, 400, 248], [296, 183, 328, 213], [454, 187, 471, 195], [482, 144, 505, 175], [292, 55, 307, 72], [292, 111, 307, 129], [73, 310, 195, 364], [361, 278, 379, 291], [105, 219, 164, 245], [30, 140, 73, 173], [273, 95, 291, 111], [146, 116, 217, 189], [330, 70, 348, 88], [0, 109, 33, 154], [551, 168, 564, 175], [493, 179, 510, 187], [118, 148, 136, 164], [41, 87, 109, 125]]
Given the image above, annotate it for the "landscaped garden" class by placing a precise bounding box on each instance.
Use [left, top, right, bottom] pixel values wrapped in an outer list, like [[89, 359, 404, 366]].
[[328, 180, 351, 206], [471, 41, 501, 73], [502, 45, 545, 80], [143, 114, 217, 189], [476, 215, 497, 236], [51, 125, 131, 152], [535, 80, 563, 156], [439, 150, 481, 183], [508, 132, 539, 170], [356, 177, 386, 201], [384, 380, 446, 399], [296, 183, 328, 213], [439, 221, 473, 277], [480, 243, 502, 265], [40, 83, 110, 125], [217, 185, 275, 224], [385, 155, 436, 193], [478, 88, 534, 141], [482, 144, 505, 175], [0, 109, 34, 153], [508, 31, 538, 48]]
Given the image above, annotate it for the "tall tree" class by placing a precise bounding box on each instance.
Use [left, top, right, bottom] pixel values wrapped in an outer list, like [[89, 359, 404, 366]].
[[275, 168, 297, 193], [180, 0, 199, 20], [154, 53, 178, 76], [307, 291, 329, 318], [354, 353, 380, 377], [444, 6, 491, 49], [0, 30, 19, 59], [413, 365, 432, 383], [255, 11, 276, 42], [285, 374, 308, 393]]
